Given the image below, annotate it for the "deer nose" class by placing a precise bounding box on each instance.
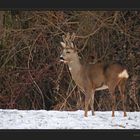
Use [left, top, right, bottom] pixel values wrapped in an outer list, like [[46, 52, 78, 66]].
[[60, 55, 64, 61]]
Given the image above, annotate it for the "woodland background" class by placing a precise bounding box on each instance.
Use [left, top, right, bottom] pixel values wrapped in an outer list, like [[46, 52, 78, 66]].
[[0, 11, 139, 112]]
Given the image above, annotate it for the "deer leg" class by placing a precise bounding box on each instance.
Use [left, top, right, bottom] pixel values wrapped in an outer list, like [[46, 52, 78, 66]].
[[118, 80, 127, 117], [84, 94, 91, 117], [109, 88, 116, 117], [90, 91, 95, 116], [111, 92, 115, 117]]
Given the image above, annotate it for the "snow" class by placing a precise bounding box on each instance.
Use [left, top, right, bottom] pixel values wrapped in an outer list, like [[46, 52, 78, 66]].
[[0, 109, 140, 129]]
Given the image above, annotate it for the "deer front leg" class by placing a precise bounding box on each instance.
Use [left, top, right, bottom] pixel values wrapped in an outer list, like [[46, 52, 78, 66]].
[[90, 91, 95, 116], [84, 94, 91, 117]]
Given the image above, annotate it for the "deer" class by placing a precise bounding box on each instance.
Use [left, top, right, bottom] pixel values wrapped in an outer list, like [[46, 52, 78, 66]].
[[60, 32, 129, 117]]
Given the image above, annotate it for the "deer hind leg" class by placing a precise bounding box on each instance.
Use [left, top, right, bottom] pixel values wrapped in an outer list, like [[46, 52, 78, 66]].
[[118, 79, 127, 117], [109, 87, 116, 117]]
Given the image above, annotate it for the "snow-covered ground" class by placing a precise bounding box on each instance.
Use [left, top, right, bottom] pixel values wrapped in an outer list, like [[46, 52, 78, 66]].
[[0, 109, 140, 129]]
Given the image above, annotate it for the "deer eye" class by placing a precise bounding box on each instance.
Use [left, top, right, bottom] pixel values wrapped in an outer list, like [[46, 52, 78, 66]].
[[66, 51, 70, 54]]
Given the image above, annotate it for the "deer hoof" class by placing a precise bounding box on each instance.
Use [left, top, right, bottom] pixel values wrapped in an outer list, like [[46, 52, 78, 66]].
[[112, 114, 115, 117], [124, 113, 127, 117]]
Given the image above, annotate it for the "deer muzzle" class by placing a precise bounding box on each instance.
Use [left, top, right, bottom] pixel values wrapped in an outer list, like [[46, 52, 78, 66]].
[[60, 55, 67, 63]]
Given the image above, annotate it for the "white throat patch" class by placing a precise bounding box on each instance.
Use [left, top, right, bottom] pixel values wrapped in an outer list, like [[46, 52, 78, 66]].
[[69, 67, 72, 71]]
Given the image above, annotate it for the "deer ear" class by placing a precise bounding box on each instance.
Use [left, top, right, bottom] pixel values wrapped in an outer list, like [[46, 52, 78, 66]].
[[60, 42, 66, 48]]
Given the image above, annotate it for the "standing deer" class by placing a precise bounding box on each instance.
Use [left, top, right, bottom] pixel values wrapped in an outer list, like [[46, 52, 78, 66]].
[[60, 32, 129, 117]]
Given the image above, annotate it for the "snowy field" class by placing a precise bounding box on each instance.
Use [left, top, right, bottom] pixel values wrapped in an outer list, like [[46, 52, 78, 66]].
[[0, 109, 140, 129]]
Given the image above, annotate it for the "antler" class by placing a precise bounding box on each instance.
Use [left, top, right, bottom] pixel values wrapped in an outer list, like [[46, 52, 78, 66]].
[[62, 32, 70, 43], [71, 32, 76, 41], [62, 32, 76, 47]]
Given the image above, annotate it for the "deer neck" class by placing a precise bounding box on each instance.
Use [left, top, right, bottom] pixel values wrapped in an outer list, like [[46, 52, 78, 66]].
[[67, 55, 82, 78]]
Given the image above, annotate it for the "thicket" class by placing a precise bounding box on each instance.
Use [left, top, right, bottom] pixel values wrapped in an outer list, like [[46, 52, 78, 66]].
[[0, 11, 139, 112]]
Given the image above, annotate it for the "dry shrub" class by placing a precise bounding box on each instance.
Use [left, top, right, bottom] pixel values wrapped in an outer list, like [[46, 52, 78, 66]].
[[0, 11, 139, 111]]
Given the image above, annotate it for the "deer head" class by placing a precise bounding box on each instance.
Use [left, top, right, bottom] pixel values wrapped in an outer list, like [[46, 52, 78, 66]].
[[60, 32, 78, 63]]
